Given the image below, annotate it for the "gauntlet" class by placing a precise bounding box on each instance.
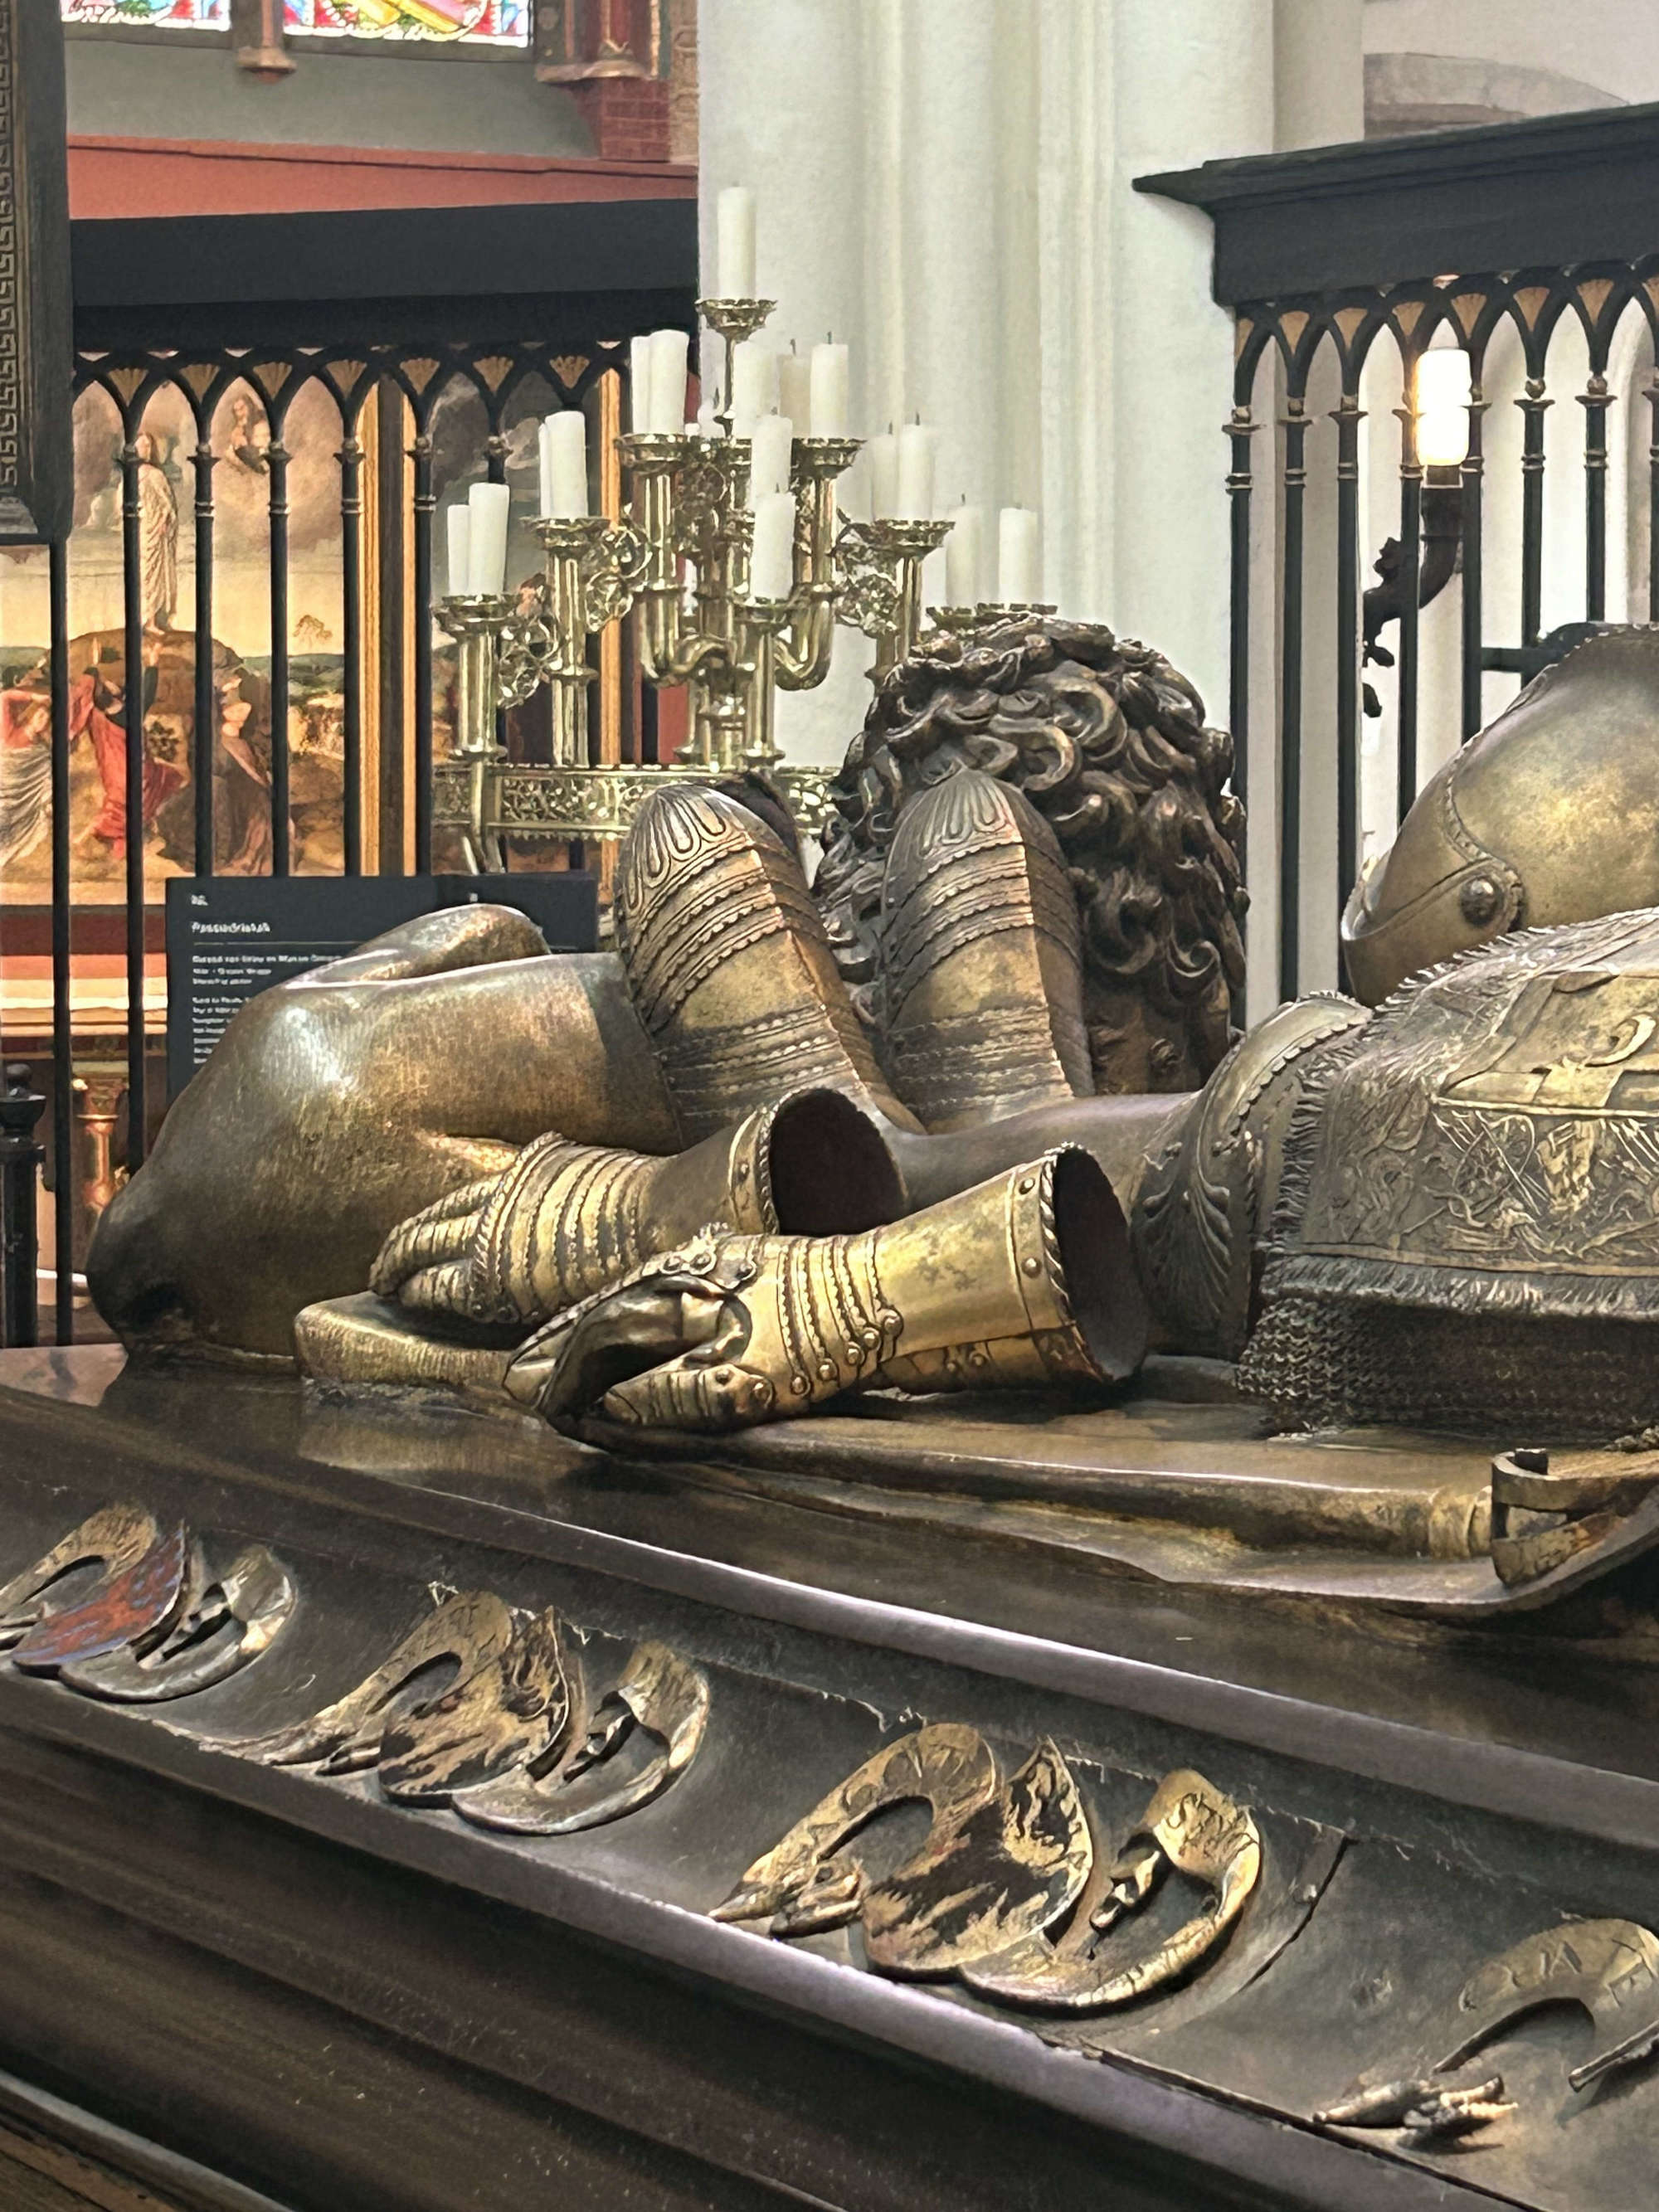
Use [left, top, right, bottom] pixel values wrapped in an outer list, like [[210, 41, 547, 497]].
[[369, 1087, 902, 1327], [504, 1146, 1146, 1434]]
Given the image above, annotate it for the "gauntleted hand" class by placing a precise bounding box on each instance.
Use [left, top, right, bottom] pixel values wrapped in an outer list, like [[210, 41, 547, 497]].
[[504, 1232, 790, 1433], [370, 1132, 656, 1327], [502, 1148, 1145, 1437]]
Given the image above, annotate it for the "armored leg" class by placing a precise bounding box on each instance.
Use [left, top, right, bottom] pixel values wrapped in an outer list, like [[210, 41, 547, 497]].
[[615, 782, 922, 1144], [876, 771, 1092, 1130]]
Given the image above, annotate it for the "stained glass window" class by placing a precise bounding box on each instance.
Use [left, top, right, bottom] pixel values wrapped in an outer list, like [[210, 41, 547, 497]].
[[61, 0, 230, 26], [284, 0, 528, 42]]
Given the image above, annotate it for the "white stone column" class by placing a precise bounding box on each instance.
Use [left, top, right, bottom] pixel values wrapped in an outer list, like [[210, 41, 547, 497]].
[[698, 0, 1282, 770], [698, 0, 872, 763]]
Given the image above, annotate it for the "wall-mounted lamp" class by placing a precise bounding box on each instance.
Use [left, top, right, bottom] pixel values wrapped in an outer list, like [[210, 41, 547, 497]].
[[1362, 346, 1472, 712], [1415, 348, 1473, 471]]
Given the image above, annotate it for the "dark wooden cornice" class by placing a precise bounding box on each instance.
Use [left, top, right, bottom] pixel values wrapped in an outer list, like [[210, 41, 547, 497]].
[[71, 195, 698, 350], [1137, 102, 1659, 303]]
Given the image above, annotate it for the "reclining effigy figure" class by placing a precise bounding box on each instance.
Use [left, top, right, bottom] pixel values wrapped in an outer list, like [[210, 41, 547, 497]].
[[90, 617, 1233, 1367], [86, 619, 1659, 1482]]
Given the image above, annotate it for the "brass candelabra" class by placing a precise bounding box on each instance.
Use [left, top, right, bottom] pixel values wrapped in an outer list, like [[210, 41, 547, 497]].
[[432, 297, 980, 858]]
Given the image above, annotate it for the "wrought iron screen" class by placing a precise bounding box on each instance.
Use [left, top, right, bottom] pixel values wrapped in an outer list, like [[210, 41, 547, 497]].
[[1142, 107, 1659, 1014], [1, 331, 651, 1348]]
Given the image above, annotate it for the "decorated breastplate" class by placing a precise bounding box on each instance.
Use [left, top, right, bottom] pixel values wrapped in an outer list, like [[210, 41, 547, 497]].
[[1241, 909, 1659, 1436]]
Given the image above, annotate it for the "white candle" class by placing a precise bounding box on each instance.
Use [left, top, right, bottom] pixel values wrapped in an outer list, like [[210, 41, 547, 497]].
[[466, 480, 511, 596], [629, 333, 654, 433], [649, 328, 690, 436], [897, 423, 935, 519], [750, 489, 795, 600], [945, 503, 983, 605], [810, 342, 849, 438], [446, 502, 471, 599], [716, 184, 757, 299], [728, 338, 777, 438], [746, 412, 795, 507], [997, 506, 1042, 604], [778, 348, 813, 443], [867, 431, 898, 519], [543, 411, 587, 518]]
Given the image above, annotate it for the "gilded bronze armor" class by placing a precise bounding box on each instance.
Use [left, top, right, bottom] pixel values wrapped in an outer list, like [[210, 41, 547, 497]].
[[369, 1087, 903, 1326], [1341, 626, 1659, 1004], [1131, 994, 1370, 1358], [876, 771, 1092, 1130], [1241, 907, 1659, 1437], [497, 1147, 1146, 1434], [615, 780, 919, 1143]]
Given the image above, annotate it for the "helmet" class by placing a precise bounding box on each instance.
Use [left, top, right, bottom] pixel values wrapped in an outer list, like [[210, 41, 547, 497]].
[[1341, 627, 1659, 1005]]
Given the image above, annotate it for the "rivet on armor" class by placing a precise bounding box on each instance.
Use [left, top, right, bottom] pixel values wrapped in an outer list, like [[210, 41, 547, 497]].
[[790, 1374, 810, 1396], [817, 1361, 838, 1382], [846, 1345, 864, 1365], [1022, 1257, 1041, 1276], [1459, 876, 1503, 926], [1018, 1177, 1035, 1195]]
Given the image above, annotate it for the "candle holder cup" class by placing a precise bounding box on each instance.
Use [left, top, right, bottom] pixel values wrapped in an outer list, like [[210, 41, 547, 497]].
[[435, 593, 514, 873], [838, 516, 954, 677]]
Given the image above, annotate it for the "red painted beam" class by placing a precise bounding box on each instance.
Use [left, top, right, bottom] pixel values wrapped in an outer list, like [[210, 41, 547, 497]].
[[68, 135, 695, 220]]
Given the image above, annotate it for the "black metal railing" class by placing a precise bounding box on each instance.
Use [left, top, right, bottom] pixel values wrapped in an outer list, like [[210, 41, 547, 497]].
[[0, 333, 660, 1348], [1142, 102, 1659, 1004]]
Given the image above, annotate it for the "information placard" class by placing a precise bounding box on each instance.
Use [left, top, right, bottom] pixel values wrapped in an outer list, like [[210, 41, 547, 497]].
[[165, 874, 599, 1097]]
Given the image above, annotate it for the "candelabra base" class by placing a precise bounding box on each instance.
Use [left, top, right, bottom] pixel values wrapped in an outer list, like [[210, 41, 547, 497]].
[[432, 760, 838, 850]]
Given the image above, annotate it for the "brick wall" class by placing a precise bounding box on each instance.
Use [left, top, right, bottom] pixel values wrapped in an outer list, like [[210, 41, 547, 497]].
[[572, 74, 672, 163]]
